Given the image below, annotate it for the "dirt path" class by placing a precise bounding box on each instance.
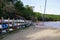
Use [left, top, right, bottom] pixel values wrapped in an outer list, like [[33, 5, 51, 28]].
[[1, 25, 60, 40]]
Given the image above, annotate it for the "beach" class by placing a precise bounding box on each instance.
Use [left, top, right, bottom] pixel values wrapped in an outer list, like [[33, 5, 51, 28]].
[[1, 25, 60, 40]]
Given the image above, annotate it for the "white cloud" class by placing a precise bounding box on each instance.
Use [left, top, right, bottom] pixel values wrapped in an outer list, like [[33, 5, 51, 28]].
[[46, 8, 60, 15]]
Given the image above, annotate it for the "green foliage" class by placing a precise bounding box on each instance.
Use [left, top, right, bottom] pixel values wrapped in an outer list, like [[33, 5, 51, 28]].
[[21, 5, 34, 20], [14, 1, 34, 20], [0, 7, 2, 18], [14, 1, 24, 10], [0, 0, 60, 21]]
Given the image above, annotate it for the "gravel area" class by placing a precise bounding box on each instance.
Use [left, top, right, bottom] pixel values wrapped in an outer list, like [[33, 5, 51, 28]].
[[1, 23, 60, 40]]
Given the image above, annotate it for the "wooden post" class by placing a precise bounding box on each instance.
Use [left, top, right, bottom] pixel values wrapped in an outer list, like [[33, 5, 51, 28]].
[[8, 18, 9, 29], [17, 18, 18, 28], [1, 17, 3, 33], [1, 17, 3, 25], [13, 18, 14, 28]]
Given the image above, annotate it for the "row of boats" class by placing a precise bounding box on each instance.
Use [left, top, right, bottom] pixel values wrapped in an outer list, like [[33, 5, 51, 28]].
[[0, 19, 32, 34]]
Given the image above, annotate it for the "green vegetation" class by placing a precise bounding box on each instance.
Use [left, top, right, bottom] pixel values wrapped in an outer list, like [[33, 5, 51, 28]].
[[0, 0, 60, 21]]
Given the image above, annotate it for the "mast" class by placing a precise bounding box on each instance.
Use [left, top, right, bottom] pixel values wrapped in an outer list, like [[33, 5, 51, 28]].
[[43, 0, 47, 25]]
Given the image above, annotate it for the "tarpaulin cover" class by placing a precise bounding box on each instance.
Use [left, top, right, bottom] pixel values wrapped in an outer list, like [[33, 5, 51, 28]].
[[18, 20, 25, 22], [3, 20, 13, 22], [14, 20, 25, 22], [3, 20, 8, 22], [9, 28, 13, 31], [18, 23, 21, 25], [2, 30, 7, 33], [2, 24, 8, 29], [14, 23, 17, 26], [14, 20, 17, 22], [9, 24, 13, 26], [0, 24, 2, 29], [9, 20, 13, 22]]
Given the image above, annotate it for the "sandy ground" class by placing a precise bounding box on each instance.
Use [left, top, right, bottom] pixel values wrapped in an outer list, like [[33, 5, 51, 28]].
[[1, 25, 60, 40]]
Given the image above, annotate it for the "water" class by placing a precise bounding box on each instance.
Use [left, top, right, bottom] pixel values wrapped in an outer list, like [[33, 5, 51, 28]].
[[44, 22, 60, 28], [35, 22, 60, 28]]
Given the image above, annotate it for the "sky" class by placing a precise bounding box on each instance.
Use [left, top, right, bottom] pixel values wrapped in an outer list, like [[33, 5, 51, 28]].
[[21, 0, 60, 15]]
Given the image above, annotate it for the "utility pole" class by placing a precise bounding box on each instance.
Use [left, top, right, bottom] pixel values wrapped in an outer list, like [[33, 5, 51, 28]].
[[43, 0, 47, 25]]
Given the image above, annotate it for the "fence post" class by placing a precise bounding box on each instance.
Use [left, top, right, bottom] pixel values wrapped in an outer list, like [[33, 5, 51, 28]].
[[8, 18, 9, 29], [13, 18, 14, 28], [1, 17, 3, 26], [1, 17, 3, 34]]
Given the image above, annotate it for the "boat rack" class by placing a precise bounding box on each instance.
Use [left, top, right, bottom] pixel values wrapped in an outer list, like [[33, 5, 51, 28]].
[[0, 18, 29, 34]]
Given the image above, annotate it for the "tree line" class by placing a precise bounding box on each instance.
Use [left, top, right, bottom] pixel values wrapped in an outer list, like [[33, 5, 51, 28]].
[[0, 0, 60, 21]]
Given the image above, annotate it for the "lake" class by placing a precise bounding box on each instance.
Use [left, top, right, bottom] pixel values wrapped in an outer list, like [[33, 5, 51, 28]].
[[35, 22, 60, 28], [44, 22, 60, 28]]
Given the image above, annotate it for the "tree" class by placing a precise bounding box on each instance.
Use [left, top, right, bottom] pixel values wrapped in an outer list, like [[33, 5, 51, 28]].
[[14, 1, 24, 10], [22, 5, 34, 20], [14, 1, 34, 20]]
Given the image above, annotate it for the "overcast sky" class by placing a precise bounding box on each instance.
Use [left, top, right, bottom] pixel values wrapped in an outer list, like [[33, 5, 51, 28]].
[[21, 0, 60, 15]]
